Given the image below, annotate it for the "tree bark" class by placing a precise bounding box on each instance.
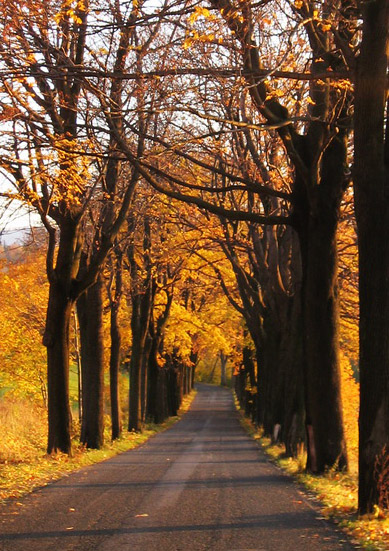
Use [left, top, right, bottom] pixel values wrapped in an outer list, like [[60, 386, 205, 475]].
[[354, 0, 389, 514], [282, 292, 305, 458], [43, 219, 84, 455], [302, 210, 347, 471], [44, 281, 73, 455], [77, 274, 105, 449], [128, 292, 150, 432], [294, 128, 349, 472], [110, 298, 122, 440], [107, 248, 124, 441], [141, 334, 152, 423], [220, 351, 228, 387]]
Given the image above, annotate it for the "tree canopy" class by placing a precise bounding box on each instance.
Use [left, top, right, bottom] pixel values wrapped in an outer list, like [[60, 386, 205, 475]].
[[0, 0, 388, 516]]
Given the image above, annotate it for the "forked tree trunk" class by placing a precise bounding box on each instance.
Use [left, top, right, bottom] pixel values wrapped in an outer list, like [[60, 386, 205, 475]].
[[77, 274, 105, 449]]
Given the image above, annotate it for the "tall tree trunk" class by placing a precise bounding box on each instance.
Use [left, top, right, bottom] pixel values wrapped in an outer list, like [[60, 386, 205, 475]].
[[302, 210, 347, 471], [128, 216, 153, 432], [282, 292, 305, 458], [108, 248, 123, 441], [128, 295, 146, 432], [43, 220, 83, 455], [128, 285, 152, 432], [354, 0, 389, 514], [293, 126, 349, 473], [44, 281, 73, 455], [72, 311, 82, 424], [77, 274, 105, 449], [110, 300, 122, 440], [241, 344, 256, 418], [141, 334, 152, 423], [146, 331, 159, 422]]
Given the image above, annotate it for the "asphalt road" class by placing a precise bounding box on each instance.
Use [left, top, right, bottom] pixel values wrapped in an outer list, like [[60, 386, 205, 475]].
[[0, 384, 355, 551]]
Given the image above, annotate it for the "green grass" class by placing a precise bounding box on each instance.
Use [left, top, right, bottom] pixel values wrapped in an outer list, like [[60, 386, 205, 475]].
[[0, 391, 196, 504]]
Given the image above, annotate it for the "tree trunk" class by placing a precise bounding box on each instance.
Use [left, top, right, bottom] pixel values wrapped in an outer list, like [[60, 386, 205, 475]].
[[190, 349, 197, 390], [141, 334, 152, 423], [43, 219, 84, 455], [146, 333, 159, 422], [129, 352, 142, 432], [110, 300, 122, 440], [354, 0, 389, 514], [241, 344, 256, 417], [282, 292, 305, 458], [302, 211, 347, 471], [77, 274, 105, 449], [44, 281, 73, 455], [220, 351, 228, 387], [72, 311, 82, 424], [154, 368, 168, 424], [128, 286, 152, 431], [292, 122, 349, 473], [128, 296, 145, 432]]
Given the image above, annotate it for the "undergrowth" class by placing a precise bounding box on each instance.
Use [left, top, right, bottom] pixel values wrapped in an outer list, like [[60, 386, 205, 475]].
[[0, 392, 196, 504], [237, 408, 389, 551]]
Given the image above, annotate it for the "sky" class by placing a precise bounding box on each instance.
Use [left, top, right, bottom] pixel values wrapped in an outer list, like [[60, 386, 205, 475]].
[[0, 201, 42, 244]]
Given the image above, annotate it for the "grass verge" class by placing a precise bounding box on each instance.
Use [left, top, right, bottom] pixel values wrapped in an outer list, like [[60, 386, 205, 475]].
[[0, 391, 196, 505], [236, 406, 389, 551]]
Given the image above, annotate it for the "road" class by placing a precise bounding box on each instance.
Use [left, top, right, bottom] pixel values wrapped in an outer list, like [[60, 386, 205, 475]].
[[0, 384, 355, 551]]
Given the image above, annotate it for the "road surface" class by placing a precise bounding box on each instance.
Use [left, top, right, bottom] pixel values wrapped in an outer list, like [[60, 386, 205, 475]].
[[0, 384, 355, 551]]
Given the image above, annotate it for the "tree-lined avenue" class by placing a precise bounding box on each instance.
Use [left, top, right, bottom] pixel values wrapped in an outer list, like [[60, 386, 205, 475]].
[[0, 385, 354, 551]]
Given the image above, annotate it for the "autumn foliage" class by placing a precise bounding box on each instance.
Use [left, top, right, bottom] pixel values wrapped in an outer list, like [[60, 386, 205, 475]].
[[0, 0, 388, 530]]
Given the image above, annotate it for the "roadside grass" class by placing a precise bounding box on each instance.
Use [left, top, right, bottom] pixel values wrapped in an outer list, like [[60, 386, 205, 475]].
[[0, 391, 196, 504], [236, 408, 389, 551]]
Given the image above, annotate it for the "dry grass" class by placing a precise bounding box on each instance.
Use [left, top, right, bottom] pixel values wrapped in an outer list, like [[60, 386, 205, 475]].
[[0, 399, 47, 464], [0, 391, 196, 503]]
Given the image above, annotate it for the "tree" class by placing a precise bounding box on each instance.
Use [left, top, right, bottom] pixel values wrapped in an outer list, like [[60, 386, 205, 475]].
[[127, 212, 154, 432], [77, 269, 105, 449], [106, 245, 125, 440], [126, 0, 353, 472], [0, 0, 160, 453], [353, 0, 389, 514]]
